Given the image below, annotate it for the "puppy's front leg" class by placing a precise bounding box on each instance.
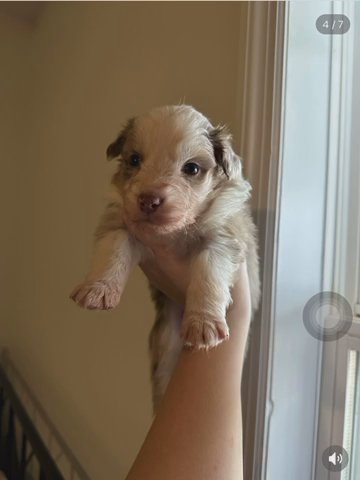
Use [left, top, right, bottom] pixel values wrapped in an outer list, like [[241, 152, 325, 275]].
[[70, 205, 140, 310], [182, 246, 239, 349]]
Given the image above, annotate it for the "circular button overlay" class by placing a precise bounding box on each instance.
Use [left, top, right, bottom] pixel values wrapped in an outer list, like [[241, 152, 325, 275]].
[[322, 445, 349, 472], [303, 292, 353, 341]]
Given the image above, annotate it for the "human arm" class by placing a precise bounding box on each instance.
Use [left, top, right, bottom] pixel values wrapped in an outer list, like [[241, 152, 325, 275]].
[[126, 261, 251, 480]]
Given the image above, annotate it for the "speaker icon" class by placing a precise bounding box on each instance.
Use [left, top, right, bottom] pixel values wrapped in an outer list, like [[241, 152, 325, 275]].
[[322, 445, 348, 472], [329, 451, 343, 466]]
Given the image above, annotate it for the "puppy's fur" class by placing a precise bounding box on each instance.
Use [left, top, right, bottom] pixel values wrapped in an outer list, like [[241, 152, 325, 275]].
[[71, 105, 260, 410]]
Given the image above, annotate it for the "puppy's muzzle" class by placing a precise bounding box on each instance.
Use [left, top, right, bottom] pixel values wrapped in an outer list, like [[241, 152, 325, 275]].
[[138, 192, 164, 214]]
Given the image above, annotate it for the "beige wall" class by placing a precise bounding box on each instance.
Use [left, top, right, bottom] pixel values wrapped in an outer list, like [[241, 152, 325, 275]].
[[0, 3, 244, 478], [0, 13, 32, 346]]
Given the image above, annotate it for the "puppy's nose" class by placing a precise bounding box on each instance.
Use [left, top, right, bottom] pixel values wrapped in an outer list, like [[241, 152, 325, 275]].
[[138, 193, 164, 214]]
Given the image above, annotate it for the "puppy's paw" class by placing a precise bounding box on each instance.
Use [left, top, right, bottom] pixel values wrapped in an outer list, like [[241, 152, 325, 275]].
[[181, 314, 229, 350], [70, 280, 122, 310]]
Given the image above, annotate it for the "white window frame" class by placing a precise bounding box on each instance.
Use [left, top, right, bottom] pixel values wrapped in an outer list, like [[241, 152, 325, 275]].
[[239, 3, 360, 479], [235, 3, 285, 479], [249, 2, 360, 480], [316, 3, 360, 480]]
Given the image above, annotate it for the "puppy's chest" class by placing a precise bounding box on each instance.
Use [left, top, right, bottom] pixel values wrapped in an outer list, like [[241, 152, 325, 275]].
[[137, 231, 201, 285], [140, 234, 199, 263], [137, 240, 194, 300]]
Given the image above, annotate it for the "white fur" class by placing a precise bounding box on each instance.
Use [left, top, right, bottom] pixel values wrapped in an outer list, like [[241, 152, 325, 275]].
[[70, 105, 260, 409]]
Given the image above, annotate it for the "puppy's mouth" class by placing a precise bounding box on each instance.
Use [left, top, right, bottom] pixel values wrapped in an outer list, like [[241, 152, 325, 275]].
[[125, 209, 191, 234], [138, 213, 187, 229]]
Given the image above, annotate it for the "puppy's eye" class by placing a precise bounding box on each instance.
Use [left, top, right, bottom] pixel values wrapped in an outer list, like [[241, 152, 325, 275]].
[[128, 153, 141, 167], [182, 162, 200, 176]]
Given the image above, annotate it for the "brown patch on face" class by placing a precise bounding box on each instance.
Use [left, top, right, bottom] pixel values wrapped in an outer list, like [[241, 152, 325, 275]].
[[106, 118, 135, 160], [208, 125, 237, 178], [120, 155, 141, 181]]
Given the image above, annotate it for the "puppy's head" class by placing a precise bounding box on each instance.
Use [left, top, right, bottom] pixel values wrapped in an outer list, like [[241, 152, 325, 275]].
[[107, 105, 243, 236]]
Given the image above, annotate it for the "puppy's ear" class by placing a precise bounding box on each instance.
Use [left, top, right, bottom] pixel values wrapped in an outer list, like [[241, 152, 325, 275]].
[[208, 125, 242, 180], [106, 118, 135, 160]]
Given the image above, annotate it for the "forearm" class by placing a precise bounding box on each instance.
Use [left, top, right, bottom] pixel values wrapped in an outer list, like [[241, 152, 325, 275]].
[[90, 203, 138, 281], [71, 205, 141, 309], [87, 229, 136, 282], [126, 265, 251, 480]]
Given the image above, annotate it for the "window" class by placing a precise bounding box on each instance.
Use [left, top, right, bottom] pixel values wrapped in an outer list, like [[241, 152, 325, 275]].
[[254, 2, 360, 479]]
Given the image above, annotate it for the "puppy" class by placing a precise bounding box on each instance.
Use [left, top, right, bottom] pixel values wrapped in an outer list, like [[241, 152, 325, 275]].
[[70, 105, 260, 409]]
